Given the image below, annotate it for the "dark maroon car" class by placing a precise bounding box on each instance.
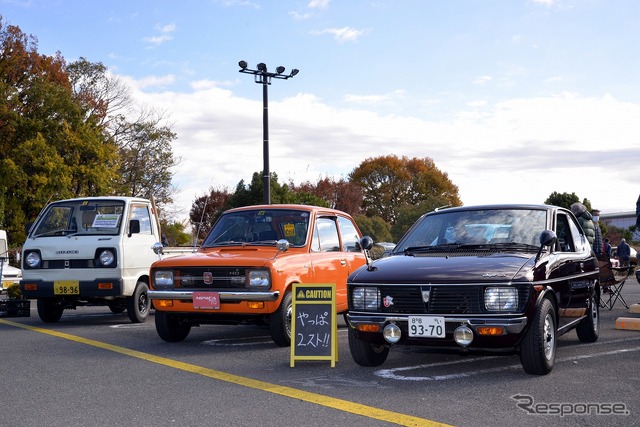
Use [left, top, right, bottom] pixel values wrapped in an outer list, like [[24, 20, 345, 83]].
[[347, 204, 600, 375]]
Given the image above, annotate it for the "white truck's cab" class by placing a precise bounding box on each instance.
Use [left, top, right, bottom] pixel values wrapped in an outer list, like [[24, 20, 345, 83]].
[[20, 196, 179, 323], [0, 230, 22, 293]]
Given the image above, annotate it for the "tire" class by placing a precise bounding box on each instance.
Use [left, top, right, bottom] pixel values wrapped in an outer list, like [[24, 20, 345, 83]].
[[127, 281, 150, 323], [348, 327, 390, 367], [155, 310, 191, 342], [576, 293, 599, 343], [269, 291, 292, 347], [520, 298, 556, 375], [37, 298, 63, 323]]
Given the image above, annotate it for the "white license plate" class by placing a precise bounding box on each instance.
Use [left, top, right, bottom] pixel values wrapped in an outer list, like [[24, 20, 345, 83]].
[[408, 316, 445, 338]]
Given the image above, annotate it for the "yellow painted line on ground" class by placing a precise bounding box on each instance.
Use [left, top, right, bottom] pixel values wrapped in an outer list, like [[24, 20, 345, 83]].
[[615, 317, 640, 331], [0, 319, 453, 427]]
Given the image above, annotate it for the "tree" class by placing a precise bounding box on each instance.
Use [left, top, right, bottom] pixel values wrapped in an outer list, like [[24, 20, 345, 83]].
[[113, 118, 177, 205], [353, 214, 392, 243], [349, 155, 461, 224], [0, 19, 118, 242], [544, 192, 592, 211], [189, 186, 232, 242]]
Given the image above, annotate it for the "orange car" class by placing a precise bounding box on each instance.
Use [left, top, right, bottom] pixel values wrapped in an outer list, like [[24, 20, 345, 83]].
[[148, 204, 367, 346]]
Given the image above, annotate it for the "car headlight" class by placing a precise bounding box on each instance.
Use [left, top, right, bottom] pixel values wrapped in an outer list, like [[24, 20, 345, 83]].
[[98, 249, 115, 267], [248, 270, 270, 288], [485, 287, 518, 311], [154, 270, 175, 289], [25, 251, 41, 269], [352, 286, 380, 310]]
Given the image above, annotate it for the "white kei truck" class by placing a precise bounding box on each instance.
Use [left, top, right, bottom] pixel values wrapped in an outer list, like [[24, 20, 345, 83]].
[[20, 196, 193, 323]]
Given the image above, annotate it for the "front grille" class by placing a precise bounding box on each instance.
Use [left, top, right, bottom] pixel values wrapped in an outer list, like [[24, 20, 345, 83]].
[[429, 286, 483, 314], [175, 267, 249, 289], [352, 284, 530, 315]]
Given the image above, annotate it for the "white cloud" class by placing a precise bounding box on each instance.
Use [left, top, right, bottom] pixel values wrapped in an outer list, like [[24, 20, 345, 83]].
[[144, 23, 176, 46], [308, 0, 330, 9], [311, 27, 368, 43], [123, 75, 640, 222]]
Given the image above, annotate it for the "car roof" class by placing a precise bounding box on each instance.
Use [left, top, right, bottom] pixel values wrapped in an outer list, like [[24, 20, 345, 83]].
[[429, 204, 563, 213], [224, 204, 353, 216]]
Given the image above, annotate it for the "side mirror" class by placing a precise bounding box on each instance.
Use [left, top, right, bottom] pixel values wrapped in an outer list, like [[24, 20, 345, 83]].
[[128, 219, 140, 237], [539, 230, 557, 247], [359, 236, 374, 251], [535, 230, 557, 262], [152, 242, 164, 257]]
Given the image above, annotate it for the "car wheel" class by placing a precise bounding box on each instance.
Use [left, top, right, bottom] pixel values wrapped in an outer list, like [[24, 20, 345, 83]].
[[269, 291, 292, 347], [37, 298, 63, 323], [576, 293, 599, 343], [127, 281, 150, 323], [155, 310, 191, 342], [348, 327, 390, 367], [520, 298, 556, 375]]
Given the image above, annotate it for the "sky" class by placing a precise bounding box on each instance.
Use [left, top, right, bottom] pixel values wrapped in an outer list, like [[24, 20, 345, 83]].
[[2, 0, 640, 222]]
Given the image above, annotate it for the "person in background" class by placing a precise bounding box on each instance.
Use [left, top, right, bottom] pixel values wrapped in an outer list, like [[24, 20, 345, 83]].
[[570, 202, 595, 247], [603, 238, 612, 258], [591, 209, 603, 256], [617, 238, 631, 267]]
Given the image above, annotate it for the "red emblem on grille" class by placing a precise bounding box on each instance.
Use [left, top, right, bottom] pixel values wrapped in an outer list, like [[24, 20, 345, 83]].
[[203, 272, 213, 285]]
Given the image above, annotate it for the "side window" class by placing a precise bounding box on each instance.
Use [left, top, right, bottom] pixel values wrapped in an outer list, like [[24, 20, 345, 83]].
[[130, 205, 152, 235], [555, 213, 575, 252], [338, 216, 360, 252], [313, 217, 341, 252]]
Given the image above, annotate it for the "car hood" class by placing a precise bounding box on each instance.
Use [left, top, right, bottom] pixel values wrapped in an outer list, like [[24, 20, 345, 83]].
[[350, 252, 536, 284], [152, 246, 291, 269], [1, 264, 22, 277]]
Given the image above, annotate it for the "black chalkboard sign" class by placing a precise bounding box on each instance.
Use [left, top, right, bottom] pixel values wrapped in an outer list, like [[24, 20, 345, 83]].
[[290, 283, 337, 367]]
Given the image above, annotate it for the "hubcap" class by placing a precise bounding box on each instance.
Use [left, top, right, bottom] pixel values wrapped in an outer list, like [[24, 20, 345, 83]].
[[543, 313, 555, 360]]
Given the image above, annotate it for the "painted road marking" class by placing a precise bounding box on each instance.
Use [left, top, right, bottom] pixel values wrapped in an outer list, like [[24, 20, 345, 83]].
[[0, 319, 452, 427], [375, 338, 640, 381]]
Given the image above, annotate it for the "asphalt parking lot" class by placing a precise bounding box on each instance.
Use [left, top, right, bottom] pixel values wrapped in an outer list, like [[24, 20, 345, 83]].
[[2, 280, 640, 427]]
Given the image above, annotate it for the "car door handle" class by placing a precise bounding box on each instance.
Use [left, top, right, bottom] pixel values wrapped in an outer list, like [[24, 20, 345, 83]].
[[340, 260, 346, 266]]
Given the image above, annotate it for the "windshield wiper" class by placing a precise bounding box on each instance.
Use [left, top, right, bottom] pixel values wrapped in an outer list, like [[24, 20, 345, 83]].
[[33, 229, 77, 238]]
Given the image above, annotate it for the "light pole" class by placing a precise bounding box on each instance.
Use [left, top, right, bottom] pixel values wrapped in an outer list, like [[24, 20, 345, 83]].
[[238, 61, 299, 205]]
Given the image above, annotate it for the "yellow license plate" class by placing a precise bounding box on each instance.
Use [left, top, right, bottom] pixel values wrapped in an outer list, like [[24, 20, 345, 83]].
[[2, 280, 12, 290], [54, 281, 80, 295]]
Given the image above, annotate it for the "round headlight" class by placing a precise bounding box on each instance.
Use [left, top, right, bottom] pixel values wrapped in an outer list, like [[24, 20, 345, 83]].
[[454, 325, 474, 346], [383, 323, 402, 344], [98, 249, 115, 266], [25, 251, 41, 268]]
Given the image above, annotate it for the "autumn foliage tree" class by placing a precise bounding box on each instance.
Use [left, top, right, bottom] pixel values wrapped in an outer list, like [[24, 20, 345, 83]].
[[349, 155, 462, 225], [0, 18, 178, 244]]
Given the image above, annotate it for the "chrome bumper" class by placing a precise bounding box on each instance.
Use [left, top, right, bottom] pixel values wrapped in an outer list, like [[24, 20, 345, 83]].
[[347, 314, 528, 334], [148, 290, 280, 302]]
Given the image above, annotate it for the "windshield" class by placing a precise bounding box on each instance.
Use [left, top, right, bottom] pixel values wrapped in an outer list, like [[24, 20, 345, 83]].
[[202, 209, 311, 247], [31, 200, 126, 237], [394, 208, 548, 252]]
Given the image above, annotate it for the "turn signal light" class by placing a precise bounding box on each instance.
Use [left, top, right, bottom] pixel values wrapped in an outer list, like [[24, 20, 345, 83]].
[[156, 300, 174, 308], [357, 324, 380, 333], [247, 301, 264, 309], [477, 326, 504, 336]]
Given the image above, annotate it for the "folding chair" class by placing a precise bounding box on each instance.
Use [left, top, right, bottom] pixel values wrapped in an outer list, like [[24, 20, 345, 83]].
[[599, 261, 633, 310]]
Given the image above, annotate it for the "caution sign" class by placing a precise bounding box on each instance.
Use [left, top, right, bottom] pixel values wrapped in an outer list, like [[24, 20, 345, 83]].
[[290, 283, 337, 368]]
